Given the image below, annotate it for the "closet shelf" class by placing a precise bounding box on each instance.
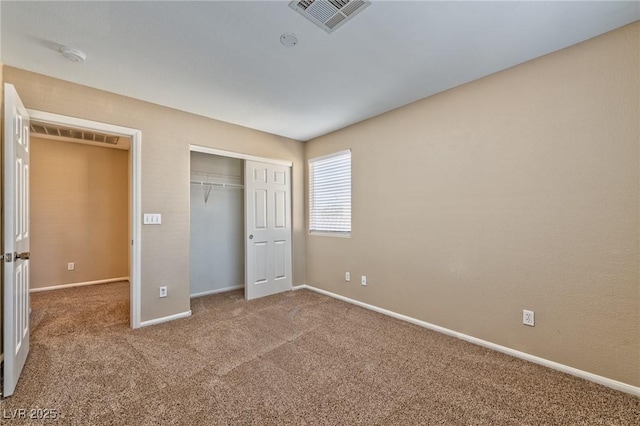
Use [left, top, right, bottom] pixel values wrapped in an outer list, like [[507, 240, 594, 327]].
[[190, 180, 244, 190], [190, 170, 243, 190], [191, 171, 243, 203]]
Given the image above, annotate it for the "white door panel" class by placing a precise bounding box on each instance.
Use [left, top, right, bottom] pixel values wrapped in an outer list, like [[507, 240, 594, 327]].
[[3, 83, 31, 397], [253, 241, 268, 284], [245, 161, 292, 300], [274, 240, 286, 279], [254, 189, 267, 229], [254, 166, 267, 182], [274, 191, 286, 229], [273, 170, 286, 185]]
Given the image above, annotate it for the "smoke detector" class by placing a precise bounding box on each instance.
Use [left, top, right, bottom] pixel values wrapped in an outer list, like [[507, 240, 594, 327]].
[[280, 33, 299, 47], [60, 46, 87, 62], [289, 0, 371, 33]]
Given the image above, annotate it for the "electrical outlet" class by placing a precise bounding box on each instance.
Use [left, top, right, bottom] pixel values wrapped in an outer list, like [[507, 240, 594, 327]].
[[345, 272, 351, 282], [523, 310, 535, 326], [361, 275, 367, 286], [67, 262, 75, 271], [159, 286, 168, 298]]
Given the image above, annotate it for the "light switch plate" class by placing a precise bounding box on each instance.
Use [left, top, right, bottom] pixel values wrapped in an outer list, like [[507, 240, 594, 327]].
[[144, 213, 162, 225]]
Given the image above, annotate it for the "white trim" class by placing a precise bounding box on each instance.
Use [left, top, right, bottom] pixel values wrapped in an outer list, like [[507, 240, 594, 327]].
[[29, 277, 129, 293], [298, 284, 640, 397], [190, 144, 293, 167], [309, 231, 351, 238], [292, 285, 307, 291], [131, 130, 142, 329], [190, 285, 244, 298], [27, 109, 143, 329], [139, 310, 192, 328]]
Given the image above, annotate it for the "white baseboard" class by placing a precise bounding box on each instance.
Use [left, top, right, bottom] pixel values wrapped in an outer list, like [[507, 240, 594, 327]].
[[139, 310, 192, 328], [190, 285, 244, 298], [298, 284, 640, 397], [29, 277, 130, 293]]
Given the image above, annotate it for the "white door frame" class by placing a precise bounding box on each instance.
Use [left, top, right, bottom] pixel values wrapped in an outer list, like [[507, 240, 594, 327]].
[[188, 144, 293, 298], [27, 109, 143, 329], [190, 145, 292, 168]]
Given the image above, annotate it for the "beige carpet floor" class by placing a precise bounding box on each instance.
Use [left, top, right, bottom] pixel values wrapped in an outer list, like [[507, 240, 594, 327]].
[[1, 281, 638, 425]]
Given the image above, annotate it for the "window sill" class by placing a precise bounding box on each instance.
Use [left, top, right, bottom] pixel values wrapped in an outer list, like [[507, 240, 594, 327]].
[[309, 231, 351, 238]]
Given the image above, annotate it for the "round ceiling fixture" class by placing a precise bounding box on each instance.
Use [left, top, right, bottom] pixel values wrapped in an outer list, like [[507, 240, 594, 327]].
[[60, 46, 87, 62], [280, 33, 298, 47]]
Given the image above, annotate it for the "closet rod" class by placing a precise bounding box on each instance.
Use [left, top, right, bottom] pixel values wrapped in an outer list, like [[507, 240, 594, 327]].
[[190, 180, 244, 189]]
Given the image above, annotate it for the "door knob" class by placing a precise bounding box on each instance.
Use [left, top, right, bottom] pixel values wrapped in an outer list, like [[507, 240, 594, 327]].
[[15, 251, 30, 260], [249, 235, 254, 240]]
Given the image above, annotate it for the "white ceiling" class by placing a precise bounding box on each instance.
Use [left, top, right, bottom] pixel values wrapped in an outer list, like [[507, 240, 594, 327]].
[[2, 1, 638, 141]]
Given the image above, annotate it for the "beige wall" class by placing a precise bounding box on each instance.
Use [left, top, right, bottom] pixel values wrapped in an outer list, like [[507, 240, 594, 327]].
[[30, 137, 129, 289], [305, 22, 640, 387], [4, 67, 306, 322]]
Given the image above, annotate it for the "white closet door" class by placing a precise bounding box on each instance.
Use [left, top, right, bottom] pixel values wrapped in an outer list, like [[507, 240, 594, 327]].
[[244, 161, 292, 300]]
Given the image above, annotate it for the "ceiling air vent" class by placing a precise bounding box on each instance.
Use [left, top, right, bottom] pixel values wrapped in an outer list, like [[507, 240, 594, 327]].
[[289, 0, 370, 33], [30, 123, 120, 145]]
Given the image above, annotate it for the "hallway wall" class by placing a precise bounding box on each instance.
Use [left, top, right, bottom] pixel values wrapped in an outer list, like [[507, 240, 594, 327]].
[[30, 137, 129, 289]]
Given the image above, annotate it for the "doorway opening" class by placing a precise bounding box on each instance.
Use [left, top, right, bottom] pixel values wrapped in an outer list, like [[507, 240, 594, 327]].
[[27, 110, 142, 328], [28, 123, 130, 328]]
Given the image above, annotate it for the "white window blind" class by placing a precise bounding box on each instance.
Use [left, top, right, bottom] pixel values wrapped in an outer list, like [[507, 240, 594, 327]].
[[309, 149, 351, 236]]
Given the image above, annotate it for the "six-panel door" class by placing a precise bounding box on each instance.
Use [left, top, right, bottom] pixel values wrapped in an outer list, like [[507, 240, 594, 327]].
[[244, 160, 292, 300], [3, 83, 31, 397]]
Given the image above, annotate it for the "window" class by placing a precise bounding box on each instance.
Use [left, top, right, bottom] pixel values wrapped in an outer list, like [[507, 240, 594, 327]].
[[309, 149, 351, 236]]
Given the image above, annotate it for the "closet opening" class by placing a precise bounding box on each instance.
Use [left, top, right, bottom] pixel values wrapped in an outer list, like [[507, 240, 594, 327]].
[[189, 145, 294, 303], [190, 152, 245, 298]]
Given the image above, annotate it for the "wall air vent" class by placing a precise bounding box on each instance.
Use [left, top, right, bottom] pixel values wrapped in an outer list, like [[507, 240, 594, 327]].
[[289, 0, 370, 33], [30, 123, 120, 145]]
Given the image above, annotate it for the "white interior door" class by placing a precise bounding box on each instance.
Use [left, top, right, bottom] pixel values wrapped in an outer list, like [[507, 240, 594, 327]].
[[3, 83, 31, 397], [244, 160, 292, 300]]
